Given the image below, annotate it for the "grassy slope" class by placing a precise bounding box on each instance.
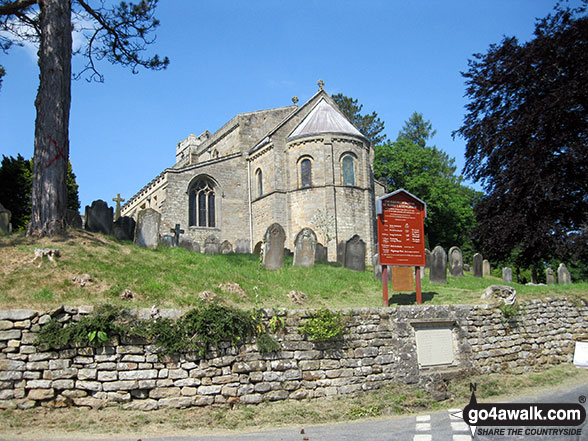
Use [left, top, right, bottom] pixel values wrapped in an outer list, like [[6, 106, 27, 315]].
[[1, 230, 587, 310]]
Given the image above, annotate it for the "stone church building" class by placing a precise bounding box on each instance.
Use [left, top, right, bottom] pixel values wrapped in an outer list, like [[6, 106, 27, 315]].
[[121, 84, 385, 262]]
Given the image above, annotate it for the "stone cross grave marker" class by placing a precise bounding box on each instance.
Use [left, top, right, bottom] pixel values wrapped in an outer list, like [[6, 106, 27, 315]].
[[112, 193, 125, 221], [170, 224, 185, 247], [472, 253, 483, 278], [263, 223, 286, 270], [502, 267, 513, 283], [85, 200, 113, 235], [558, 263, 572, 285], [293, 227, 317, 267], [429, 246, 447, 284], [448, 246, 464, 277], [344, 235, 366, 272], [134, 208, 160, 248], [546, 268, 555, 285]]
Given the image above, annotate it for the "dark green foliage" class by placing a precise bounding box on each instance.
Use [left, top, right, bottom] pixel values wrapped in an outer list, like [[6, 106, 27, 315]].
[[299, 308, 345, 342], [398, 112, 437, 148], [256, 331, 280, 353], [454, 3, 588, 268], [331, 93, 387, 145]]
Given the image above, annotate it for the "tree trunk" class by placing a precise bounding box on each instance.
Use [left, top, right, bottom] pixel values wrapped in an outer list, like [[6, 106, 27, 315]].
[[27, 0, 72, 237]]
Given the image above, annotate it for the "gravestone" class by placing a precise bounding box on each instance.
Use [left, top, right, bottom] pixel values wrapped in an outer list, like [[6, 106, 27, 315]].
[[134, 208, 160, 248], [429, 246, 447, 284], [558, 263, 572, 285], [425, 249, 432, 269], [179, 238, 200, 253], [337, 240, 346, 265], [293, 227, 317, 267], [502, 267, 513, 283], [65, 209, 82, 229], [204, 235, 220, 254], [253, 241, 263, 254], [220, 240, 233, 254], [263, 223, 285, 270], [545, 268, 555, 285], [0, 203, 12, 235], [448, 246, 464, 277], [84, 200, 113, 235], [160, 235, 174, 247], [112, 193, 125, 221], [315, 243, 328, 263], [344, 235, 366, 272], [373, 253, 391, 281], [472, 253, 483, 278], [113, 216, 136, 241], [170, 224, 185, 247], [234, 239, 250, 254], [483, 259, 491, 277]]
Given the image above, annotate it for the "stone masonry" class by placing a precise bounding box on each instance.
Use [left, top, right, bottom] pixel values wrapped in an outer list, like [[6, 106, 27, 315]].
[[0, 298, 586, 410]]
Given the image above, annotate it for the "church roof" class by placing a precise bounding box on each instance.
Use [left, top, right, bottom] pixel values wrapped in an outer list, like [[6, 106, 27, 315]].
[[287, 98, 366, 141]]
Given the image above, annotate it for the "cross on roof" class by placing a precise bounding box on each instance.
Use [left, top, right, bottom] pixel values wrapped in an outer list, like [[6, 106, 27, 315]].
[[317, 79, 325, 90], [112, 193, 125, 220], [170, 223, 185, 247]]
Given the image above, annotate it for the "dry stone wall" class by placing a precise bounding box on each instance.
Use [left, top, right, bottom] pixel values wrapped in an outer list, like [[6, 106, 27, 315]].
[[1, 298, 587, 410]]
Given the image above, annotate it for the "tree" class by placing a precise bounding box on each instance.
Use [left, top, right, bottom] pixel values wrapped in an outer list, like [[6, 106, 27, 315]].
[[398, 111, 437, 148], [331, 93, 387, 145], [453, 2, 588, 268], [0, 0, 168, 237], [0, 154, 80, 231], [375, 115, 480, 251]]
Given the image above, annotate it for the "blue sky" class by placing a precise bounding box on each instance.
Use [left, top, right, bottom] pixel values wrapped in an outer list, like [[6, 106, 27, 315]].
[[0, 0, 568, 211]]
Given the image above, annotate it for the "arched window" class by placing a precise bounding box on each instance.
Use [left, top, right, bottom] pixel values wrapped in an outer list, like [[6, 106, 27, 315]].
[[342, 155, 355, 186], [300, 158, 312, 187], [255, 169, 263, 197], [189, 179, 216, 227]]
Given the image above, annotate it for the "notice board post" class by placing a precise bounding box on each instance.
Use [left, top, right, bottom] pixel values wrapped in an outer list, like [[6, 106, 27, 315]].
[[376, 189, 426, 306]]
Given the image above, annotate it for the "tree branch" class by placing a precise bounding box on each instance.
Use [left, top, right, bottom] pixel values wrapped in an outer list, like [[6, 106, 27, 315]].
[[0, 0, 36, 16]]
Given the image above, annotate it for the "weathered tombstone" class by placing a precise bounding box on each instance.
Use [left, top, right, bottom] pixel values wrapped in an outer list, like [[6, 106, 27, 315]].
[[179, 238, 200, 253], [472, 253, 483, 278], [502, 267, 513, 283], [483, 259, 491, 277], [220, 240, 233, 254], [65, 209, 82, 229], [263, 223, 285, 270], [0, 203, 12, 235], [344, 235, 366, 272], [234, 239, 250, 254], [545, 268, 555, 285], [170, 224, 185, 247], [337, 240, 346, 265], [558, 263, 572, 285], [293, 227, 317, 267], [253, 241, 263, 254], [134, 208, 160, 248], [204, 235, 220, 254], [373, 253, 391, 281], [448, 246, 464, 277], [113, 216, 136, 241], [429, 245, 447, 284], [425, 249, 432, 269], [315, 243, 328, 263], [84, 200, 113, 235]]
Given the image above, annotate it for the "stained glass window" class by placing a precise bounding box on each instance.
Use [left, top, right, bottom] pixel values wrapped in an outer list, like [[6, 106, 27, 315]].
[[301, 158, 312, 187]]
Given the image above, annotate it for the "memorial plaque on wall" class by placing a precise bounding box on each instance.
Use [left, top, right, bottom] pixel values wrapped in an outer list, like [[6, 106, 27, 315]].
[[414, 327, 455, 367], [392, 266, 414, 291], [376, 189, 426, 267]]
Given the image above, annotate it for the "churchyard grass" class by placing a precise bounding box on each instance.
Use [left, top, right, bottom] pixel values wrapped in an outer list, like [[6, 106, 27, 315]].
[[0, 229, 586, 310], [1, 363, 587, 438]]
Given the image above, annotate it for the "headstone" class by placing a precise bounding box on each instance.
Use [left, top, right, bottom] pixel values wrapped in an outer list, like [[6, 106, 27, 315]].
[[483, 259, 491, 277], [373, 253, 391, 281], [293, 227, 317, 267], [545, 268, 555, 285], [253, 241, 263, 254], [472, 253, 483, 278], [502, 267, 513, 283], [179, 238, 200, 253], [112, 193, 125, 221], [263, 223, 285, 270], [429, 246, 447, 284], [220, 240, 233, 254], [113, 216, 136, 241], [170, 224, 185, 247], [315, 243, 328, 263], [204, 235, 220, 254], [134, 208, 160, 248], [234, 239, 250, 254], [344, 235, 366, 272], [425, 249, 432, 269], [65, 209, 82, 229], [448, 246, 464, 277], [463, 264, 471, 272], [337, 240, 346, 265], [84, 200, 113, 235], [558, 263, 572, 285], [0, 203, 12, 235]]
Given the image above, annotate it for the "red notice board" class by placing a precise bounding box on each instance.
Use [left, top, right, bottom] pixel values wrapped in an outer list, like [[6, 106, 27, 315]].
[[376, 189, 426, 267]]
